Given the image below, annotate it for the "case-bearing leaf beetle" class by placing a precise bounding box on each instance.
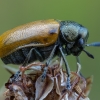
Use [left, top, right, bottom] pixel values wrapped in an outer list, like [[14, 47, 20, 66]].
[[0, 19, 100, 90]]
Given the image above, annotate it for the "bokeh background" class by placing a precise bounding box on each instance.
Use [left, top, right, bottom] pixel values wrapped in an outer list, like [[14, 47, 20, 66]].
[[0, 0, 100, 99]]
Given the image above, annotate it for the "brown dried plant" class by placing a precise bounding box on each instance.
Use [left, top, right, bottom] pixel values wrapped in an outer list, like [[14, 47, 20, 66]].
[[1, 58, 92, 100]]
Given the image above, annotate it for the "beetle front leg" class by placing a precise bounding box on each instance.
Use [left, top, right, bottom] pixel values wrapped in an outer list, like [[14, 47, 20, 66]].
[[76, 56, 83, 76], [59, 46, 71, 90], [41, 44, 58, 81], [76, 56, 81, 65]]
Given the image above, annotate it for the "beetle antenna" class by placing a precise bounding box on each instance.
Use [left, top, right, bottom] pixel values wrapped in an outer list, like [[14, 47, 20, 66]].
[[86, 42, 100, 47], [83, 49, 94, 59]]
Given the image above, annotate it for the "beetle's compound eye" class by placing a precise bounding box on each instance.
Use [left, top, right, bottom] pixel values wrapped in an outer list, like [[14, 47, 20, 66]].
[[77, 38, 84, 47], [61, 24, 79, 42]]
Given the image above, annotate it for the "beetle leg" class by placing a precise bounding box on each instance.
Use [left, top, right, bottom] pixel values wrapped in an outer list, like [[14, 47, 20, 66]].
[[76, 56, 81, 73], [76, 56, 81, 64], [22, 48, 35, 66], [41, 44, 58, 81], [22, 48, 43, 66], [33, 48, 44, 61], [11, 48, 43, 82], [59, 46, 71, 90]]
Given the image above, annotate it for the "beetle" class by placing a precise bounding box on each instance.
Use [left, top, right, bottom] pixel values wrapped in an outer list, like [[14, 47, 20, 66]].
[[0, 19, 100, 90], [0, 19, 91, 64]]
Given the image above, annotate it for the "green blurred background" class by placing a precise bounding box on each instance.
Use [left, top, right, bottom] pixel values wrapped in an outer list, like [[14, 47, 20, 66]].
[[0, 0, 100, 99]]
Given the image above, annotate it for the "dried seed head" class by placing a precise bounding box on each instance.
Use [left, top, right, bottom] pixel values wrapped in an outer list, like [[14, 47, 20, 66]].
[[4, 60, 91, 100]]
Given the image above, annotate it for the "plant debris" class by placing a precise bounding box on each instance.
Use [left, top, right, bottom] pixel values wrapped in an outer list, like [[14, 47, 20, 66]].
[[3, 59, 92, 100]]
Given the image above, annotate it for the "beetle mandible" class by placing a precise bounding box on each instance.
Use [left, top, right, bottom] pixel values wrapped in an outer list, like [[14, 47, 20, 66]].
[[1, 19, 100, 90]]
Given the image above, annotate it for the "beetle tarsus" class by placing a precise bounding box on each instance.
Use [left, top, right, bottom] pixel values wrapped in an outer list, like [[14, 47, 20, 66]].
[[66, 76, 71, 90], [10, 71, 21, 83], [41, 67, 48, 81]]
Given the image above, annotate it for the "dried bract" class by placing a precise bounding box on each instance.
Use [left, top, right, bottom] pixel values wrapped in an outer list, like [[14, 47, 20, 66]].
[[4, 60, 92, 100]]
